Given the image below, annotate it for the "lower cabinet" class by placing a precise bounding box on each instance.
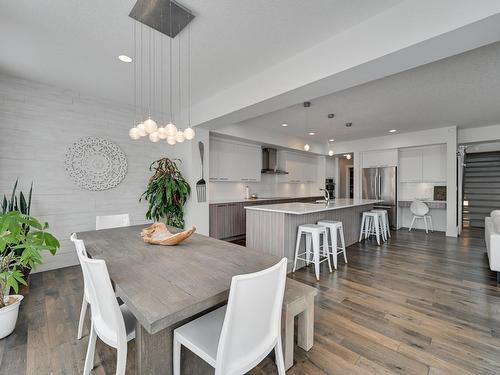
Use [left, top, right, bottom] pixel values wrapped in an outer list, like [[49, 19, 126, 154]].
[[209, 197, 320, 240]]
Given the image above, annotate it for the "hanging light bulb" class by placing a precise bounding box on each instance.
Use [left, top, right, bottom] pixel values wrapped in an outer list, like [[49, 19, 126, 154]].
[[129, 127, 141, 140], [165, 122, 177, 137], [149, 131, 160, 142], [136, 123, 147, 137], [304, 144, 310, 151], [175, 130, 185, 143], [183, 127, 195, 140], [144, 117, 158, 134], [328, 150, 334, 156], [157, 127, 168, 139], [167, 135, 177, 145]]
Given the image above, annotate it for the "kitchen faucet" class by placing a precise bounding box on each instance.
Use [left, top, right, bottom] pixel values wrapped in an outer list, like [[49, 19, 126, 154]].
[[320, 188, 330, 202]]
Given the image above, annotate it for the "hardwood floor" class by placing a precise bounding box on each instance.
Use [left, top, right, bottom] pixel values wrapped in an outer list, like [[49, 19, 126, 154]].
[[2, 228, 500, 374]]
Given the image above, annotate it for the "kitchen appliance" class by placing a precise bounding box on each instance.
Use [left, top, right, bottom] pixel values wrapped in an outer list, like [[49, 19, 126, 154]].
[[261, 148, 289, 174], [325, 178, 335, 199], [362, 167, 397, 229]]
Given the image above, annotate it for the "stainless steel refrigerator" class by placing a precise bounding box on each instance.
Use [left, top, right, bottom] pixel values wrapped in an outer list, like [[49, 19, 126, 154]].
[[362, 167, 397, 229]]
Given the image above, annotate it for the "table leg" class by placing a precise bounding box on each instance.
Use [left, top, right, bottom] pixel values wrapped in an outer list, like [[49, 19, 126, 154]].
[[297, 295, 314, 351], [282, 312, 295, 370], [135, 323, 214, 375]]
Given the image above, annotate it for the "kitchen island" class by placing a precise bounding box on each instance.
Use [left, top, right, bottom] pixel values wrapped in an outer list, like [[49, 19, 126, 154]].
[[245, 198, 380, 270]]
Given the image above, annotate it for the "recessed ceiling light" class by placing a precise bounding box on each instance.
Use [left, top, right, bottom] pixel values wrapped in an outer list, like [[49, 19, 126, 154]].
[[118, 55, 133, 63], [281, 123, 288, 127], [329, 138, 334, 142], [389, 129, 397, 133], [327, 114, 335, 119], [345, 122, 352, 128], [308, 132, 315, 136]]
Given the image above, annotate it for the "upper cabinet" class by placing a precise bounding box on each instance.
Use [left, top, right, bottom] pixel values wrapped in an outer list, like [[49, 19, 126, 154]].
[[399, 145, 446, 183], [278, 151, 318, 183], [209, 138, 261, 182], [362, 149, 398, 168]]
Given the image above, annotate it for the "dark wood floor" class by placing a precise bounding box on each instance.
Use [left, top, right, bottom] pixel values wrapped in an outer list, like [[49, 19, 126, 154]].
[[2, 228, 500, 375]]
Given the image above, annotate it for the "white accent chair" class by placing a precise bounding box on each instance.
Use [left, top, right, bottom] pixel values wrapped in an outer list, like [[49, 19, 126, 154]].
[[78, 245, 136, 375], [408, 200, 433, 234], [96, 214, 130, 230], [293, 224, 331, 280], [485, 214, 500, 282], [317, 220, 347, 269], [173, 258, 288, 375], [491, 210, 500, 218], [359, 211, 381, 245], [70, 234, 91, 340]]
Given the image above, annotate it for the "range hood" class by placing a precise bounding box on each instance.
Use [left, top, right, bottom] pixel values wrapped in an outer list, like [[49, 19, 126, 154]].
[[261, 148, 289, 174]]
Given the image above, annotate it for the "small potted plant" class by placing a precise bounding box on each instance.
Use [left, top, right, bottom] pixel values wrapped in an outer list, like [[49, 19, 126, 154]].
[[0, 211, 59, 339]]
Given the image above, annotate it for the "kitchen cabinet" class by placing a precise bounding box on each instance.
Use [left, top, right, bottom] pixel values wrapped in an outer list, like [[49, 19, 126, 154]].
[[362, 149, 398, 168], [399, 145, 446, 183], [209, 138, 261, 182], [278, 151, 318, 183]]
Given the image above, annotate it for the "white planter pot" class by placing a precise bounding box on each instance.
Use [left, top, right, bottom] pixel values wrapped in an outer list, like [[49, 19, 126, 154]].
[[0, 295, 24, 339]]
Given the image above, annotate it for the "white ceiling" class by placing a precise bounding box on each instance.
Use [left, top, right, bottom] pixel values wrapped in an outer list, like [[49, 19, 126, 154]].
[[0, 0, 401, 107], [236, 41, 500, 143]]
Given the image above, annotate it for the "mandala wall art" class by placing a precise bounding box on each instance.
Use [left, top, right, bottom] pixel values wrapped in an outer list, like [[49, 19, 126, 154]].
[[65, 137, 128, 191]]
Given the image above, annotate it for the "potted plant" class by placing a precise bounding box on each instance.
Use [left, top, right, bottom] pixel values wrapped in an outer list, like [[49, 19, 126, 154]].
[[0, 211, 60, 338], [140, 158, 191, 228]]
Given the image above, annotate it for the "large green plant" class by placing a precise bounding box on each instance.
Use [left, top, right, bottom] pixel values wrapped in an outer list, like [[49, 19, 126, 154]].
[[140, 158, 191, 228], [0, 211, 60, 307]]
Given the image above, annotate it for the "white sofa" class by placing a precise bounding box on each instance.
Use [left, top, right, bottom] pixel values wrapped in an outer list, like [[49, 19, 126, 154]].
[[485, 213, 500, 282]]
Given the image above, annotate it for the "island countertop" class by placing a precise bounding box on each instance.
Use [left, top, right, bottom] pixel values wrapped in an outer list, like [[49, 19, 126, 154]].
[[244, 198, 381, 215]]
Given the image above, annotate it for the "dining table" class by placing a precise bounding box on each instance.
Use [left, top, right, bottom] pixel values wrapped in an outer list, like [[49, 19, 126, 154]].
[[77, 224, 284, 374]]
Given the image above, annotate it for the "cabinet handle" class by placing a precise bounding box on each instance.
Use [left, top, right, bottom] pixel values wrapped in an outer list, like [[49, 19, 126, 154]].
[[249, 178, 257, 181], [219, 177, 229, 180], [240, 178, 249, 181]]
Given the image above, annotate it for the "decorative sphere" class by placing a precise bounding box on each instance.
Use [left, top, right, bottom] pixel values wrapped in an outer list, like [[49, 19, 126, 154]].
[[328, 150, 334, 156], [183, 127, 195, 140], [175, 130, 185, 143], [165, 122, 177, 137], [143, 118, 158, 134], [129, 127, 140, 140], [166, 136, 177, 145], [157, 127, 168, 139], [149, 132, 160, 143], [136, 123, 147, 137], [303, 144, 310, 151]]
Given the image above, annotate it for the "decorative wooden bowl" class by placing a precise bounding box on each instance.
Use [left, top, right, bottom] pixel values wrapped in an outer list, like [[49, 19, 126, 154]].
[[141, 223, 196, 246]]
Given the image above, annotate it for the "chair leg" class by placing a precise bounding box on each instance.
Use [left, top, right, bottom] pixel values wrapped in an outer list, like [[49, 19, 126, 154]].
[[312, 233, 320, 281], [116, 344, 127, 375], [173, 334, 181, 375], [424, 216, 429, 234], [323, 232, 332, 273], [83, 323, 97, 375], [386, 213, 391, 238], [339, 226, 347, 263], [374, 216, 380, 245], [293, 230, 302, 272], [409, 216, 416, 231], [275, 337, 286, 375], [77, 295, 87, 340], [359, 215, 365, 242], [305, 233, 312, 266], [428, 215, 434, 232]]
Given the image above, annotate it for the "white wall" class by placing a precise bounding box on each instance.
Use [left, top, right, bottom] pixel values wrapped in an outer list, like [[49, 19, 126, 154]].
[[0, 74, 208, 272]]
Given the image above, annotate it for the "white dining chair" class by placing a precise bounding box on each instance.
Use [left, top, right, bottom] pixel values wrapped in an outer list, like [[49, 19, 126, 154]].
[[491, 210, 500, 218], [173, 258, 288, 375], [96, 214, 130, 230], [408, 200, 433, 234], [70, 233, 91, 340], [79, 250, 136, 375]]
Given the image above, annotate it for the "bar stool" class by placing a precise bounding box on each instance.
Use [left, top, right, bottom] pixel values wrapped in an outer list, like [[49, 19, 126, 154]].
[[293, 224, 331, 280], [359, 211, 381, 245], [317, 220, 347, 269], [371, 209, 390, 241]]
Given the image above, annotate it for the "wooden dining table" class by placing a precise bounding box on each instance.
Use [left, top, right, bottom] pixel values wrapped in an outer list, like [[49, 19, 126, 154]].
[[77, 224, 284, 374]]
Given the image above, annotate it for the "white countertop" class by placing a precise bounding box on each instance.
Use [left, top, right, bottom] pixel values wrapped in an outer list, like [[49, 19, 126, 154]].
[[244, 199, 381, 215], [398, 199, 446, 203], [209, 196, 319, 204]]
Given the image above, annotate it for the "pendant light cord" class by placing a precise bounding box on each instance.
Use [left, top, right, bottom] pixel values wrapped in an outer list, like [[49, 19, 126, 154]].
[[178, 25, 181, 129], [133, 21, 136, 125], [188, 23, 191, 127], [169, 2, 173, 123]]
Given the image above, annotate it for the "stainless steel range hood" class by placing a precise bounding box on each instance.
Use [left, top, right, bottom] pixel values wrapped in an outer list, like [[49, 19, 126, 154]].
[[261, 148, 288, 174]]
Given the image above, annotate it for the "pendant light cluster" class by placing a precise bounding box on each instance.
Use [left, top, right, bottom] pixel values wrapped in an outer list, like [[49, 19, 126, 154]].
[[129, 8, 195, 145]]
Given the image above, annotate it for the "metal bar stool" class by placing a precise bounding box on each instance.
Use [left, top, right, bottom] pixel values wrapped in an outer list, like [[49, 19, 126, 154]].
[[317, 220, 347, 269], [359, 211, 381, 245], [293, 224, 331, 280]]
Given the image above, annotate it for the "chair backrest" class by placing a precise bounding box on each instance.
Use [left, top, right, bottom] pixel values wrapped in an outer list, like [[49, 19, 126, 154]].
[[410, 200, 429, 216], [96, 214, 130, 230], [70, 233, 90, 302], [79, 253, 127, 349], [215, 258, 287, 374], [491, 210, 500, 218]]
